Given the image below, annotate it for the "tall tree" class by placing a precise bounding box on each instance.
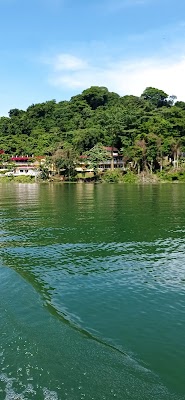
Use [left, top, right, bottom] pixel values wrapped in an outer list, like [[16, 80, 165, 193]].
[[87, 144, 110, 177], [141, 87, 169, 108], [52, 143, 78, 180]]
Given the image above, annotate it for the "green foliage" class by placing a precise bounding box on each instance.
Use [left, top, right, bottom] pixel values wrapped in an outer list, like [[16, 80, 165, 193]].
[[103, 170, 137, 183], [1, 85, 185, 179], [141, 87, 169, 108], [103, 170, 124, 182], [13, 176, 36, 183], [52, 143, 78, 180], [40, 165, 50, 180], [123, 171, 137, 183], [72, 127, 104, 152], [0, 176, 14, 182], [175, 101, 185, 110], [81, 86, 110, 109], [0, 175, 35, 183], [9, 108, 25, 118], [0, 153, 10, 163], [87, 144, 110, 175], [157, 170, 185, 182]]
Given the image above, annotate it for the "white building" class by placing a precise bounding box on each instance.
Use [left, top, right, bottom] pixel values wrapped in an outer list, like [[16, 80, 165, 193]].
[[5, 166, 40, 177]]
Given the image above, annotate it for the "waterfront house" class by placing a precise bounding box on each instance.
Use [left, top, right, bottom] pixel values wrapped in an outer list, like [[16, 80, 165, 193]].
[[99, 147, 124, 170], [4, 155, 42, 177], [75, 146, 124, 180], [75, 155, 94, 180], [5, 166, 40, 177]]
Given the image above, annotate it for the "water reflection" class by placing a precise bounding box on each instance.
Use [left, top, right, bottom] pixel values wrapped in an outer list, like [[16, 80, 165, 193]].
[[1, 183, 185, 398]]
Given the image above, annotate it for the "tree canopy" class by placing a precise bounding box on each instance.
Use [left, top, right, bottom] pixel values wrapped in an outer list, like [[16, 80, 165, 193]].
[[1, 85, 185, 174]]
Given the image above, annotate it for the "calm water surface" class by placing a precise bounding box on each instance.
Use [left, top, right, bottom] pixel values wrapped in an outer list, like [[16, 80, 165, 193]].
[[0, 182, 185, 399]]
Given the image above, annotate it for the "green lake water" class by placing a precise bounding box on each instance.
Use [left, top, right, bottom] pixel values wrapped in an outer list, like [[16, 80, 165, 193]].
[[0, 182, 185, 399]]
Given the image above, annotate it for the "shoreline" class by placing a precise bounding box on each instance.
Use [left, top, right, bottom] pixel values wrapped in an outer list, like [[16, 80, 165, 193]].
[[0, 176, 185, 184]]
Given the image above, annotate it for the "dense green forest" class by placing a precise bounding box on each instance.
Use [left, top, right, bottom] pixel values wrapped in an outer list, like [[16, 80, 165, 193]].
[[1, 85, 185, 177]]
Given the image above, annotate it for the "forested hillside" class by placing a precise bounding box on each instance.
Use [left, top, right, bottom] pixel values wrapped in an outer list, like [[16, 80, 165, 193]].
[[1, 86, 185, 174]]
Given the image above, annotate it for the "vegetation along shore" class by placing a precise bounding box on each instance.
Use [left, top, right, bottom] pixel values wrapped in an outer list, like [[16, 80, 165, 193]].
[[1, 85, 185, 183]]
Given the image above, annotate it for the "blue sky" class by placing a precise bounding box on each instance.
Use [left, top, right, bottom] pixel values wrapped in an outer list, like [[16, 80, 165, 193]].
[[1, 0, 185, 115]]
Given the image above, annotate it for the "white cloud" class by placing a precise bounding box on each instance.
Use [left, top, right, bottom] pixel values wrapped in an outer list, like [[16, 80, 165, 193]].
[[52, 54, 88, 71], [47, 52, 185, 100]]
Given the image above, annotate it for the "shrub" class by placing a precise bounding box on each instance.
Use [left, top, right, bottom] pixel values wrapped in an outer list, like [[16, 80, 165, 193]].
[[157, 170, 185, 182], [103, 170, 124, 183], [14, 176, 35, 183], [123, 171, 137, 183]]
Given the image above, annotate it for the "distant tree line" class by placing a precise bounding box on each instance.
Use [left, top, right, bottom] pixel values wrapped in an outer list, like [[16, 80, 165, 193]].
[[1, 85, 185, 175]]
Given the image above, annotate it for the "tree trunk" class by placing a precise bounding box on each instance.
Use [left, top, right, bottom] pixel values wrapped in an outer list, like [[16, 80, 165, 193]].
[[68, 167, 71, 181], [111, 148, 114, 170], [143, 158, 147, 172], [149, 161, 153, 174], [160, 151, 163, 172], [173, 151, 177, 169]]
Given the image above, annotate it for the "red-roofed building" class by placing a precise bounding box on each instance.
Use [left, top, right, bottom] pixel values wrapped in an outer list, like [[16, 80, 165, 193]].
[[0, 153, 46, 177], [10, 156, 30, 162], [9, 155, 46, 166], [2, 155, 45, 177]]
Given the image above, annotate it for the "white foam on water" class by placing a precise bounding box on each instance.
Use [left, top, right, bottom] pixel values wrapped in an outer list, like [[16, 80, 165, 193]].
[[0, 373, 59, 400], [43, 388, 59, 399]]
